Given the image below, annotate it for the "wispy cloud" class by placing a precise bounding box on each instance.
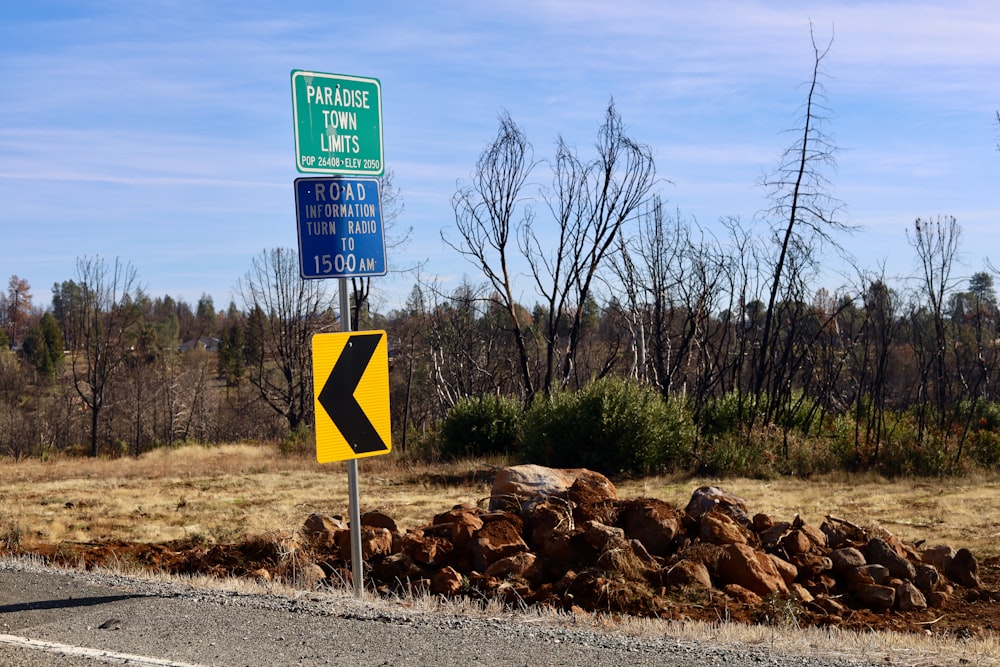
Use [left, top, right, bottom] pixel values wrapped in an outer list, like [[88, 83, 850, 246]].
[[1, 1, 998, 308]]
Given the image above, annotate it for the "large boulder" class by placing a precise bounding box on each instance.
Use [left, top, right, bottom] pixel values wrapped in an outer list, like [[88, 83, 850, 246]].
[[489, 465, 617, 511]]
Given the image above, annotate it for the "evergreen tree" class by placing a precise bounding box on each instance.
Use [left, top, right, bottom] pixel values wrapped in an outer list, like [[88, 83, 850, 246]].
[[22, 312, 64, 380]]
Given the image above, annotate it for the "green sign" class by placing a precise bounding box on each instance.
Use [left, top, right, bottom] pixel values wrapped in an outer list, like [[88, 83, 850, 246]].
[[291, 70, 384, 176]]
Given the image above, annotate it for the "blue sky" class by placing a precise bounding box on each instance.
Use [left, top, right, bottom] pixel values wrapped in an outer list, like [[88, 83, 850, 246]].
[[1, 1, 998, 313]]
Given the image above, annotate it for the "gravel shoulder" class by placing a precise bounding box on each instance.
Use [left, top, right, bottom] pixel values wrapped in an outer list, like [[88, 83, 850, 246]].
[[3, 557, 983, 667]]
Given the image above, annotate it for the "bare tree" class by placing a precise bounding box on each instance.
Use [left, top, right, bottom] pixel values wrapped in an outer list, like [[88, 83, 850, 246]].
[[527, 100, 656, 394], [65, 256, 143, 456], [612, 198, 727, 405], [754, 25, 848, 421], [907, 215, 963, 435], [446, 112, 538, 402], [235, 248, 337, 431]]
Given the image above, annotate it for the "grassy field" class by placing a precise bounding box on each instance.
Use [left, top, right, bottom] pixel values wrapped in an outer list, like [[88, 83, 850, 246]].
[[2, 442, 998, 561]]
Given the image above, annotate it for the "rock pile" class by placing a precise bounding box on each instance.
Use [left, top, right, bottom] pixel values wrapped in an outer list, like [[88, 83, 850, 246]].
[[299, 464, 990, 620]]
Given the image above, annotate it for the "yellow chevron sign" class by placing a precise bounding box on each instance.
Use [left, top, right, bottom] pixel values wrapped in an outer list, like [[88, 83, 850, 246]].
[[312, 331, 391, 463]]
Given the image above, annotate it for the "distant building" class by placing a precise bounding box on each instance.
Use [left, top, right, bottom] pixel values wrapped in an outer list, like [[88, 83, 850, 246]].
[[178, 336, 220, 353]]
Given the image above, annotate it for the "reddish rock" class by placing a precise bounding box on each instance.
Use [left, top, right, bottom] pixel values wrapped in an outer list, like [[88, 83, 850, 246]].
[[432, 566, 464, 595], [896, 580, 927, 611], [301, 513, 346, 550], [751, 513, 774, 533], [360, 527, 393, 559], [522, 497, 574, 548], [540, 533, 579, 565], [290, 485, 986, 625], [467, 572, 502, 594], [629, 539, 656, 566], [565, 471, 619, 506], [485, 552, 543, 584], [853, 582, 895, 609], [723, 583, 762, 606], [927, 590, 950, 609], [830, 547, 866, 573], [361, 510, 398, 533], [914, 564, 939, 594], [758, 521, 792, 550], [298, 563, 326, 589], [334, 529, 352, 560], [813, 573, 838, 595], [667, 559, 713, 589], [470, 515, 528, 571], [811, 595, 847, 616], [432, 506, 484, 547], [400, 532, 453, 567], [921, 544, 956, 570], [841, 563, 891, 588], [792, 516, 827, 548], [717, 543, 789, 597], [582, 520, 628, 551], [820, 518, 866, 548], [700, 509, 751, 546], [945, 548, 981, 588], [865, 537, 916, 581], [778, 529, 814, 557], [789, 582, 814, 603], [371, 552, 422, 583], [767, 554, 798, 586], [617, 498, 683, 558], [790, 553, 833, 578]]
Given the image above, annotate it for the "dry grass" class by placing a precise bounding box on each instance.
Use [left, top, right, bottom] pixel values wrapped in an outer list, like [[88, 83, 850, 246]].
[[3, 444, 1000, 560], [0, 444, 498, 545]]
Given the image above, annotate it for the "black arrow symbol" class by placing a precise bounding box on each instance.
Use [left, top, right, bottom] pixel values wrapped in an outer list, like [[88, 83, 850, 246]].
[[317, 333, 387, 455]]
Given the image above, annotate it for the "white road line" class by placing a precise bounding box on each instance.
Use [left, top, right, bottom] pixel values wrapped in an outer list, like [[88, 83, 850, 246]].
[[0, 633, 209, 666]]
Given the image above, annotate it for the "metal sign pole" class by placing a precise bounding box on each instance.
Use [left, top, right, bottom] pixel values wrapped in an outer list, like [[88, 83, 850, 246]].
[[339, 276, 364, 597]]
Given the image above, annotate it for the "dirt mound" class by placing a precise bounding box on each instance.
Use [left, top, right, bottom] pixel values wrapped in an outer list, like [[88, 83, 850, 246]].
[[13, 467, 1000, 638]]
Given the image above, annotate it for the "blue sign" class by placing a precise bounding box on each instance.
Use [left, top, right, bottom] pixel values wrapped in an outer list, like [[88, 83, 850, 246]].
[[295, 177, 386, 279]]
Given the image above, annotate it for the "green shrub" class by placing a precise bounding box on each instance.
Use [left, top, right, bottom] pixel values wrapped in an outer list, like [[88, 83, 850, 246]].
[[697, 392, 746, 439], [964, 400, 1000, 469], [440, 395, 524, 460], [520, 377, 694, 477], [279, 426, 314, 457], [693, 432, 775, 477]]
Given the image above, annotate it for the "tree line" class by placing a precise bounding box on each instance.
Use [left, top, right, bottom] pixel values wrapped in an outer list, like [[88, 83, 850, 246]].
[[3, 32, 999, 475]]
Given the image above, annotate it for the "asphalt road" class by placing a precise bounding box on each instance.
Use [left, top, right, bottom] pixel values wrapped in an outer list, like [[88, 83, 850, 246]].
[[0, 558, 901, 667]]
